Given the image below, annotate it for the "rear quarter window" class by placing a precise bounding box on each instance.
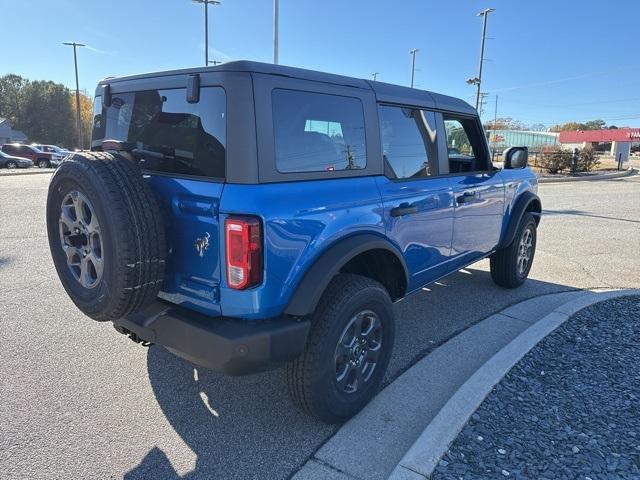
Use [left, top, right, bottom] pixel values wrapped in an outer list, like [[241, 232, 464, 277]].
[[272, 89, 366, 173], [92, 87, 226, 178]]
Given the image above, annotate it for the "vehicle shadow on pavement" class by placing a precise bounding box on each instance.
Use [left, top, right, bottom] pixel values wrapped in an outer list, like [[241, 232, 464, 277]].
[[126, 267, 577, 480]]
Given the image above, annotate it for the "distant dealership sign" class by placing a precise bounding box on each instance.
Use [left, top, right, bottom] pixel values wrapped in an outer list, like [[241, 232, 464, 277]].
[[559, 128, 640, 143]]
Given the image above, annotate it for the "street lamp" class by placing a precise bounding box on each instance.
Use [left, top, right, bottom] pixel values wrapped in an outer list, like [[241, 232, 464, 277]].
[[63, 42, 85, 150], [409, 48, 419, 88], [471, 8, 495, 110], [273, 0, 279, 64], [192, 0, 221, 66]]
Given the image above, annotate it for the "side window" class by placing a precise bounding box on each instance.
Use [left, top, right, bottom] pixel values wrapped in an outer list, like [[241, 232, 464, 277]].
[[444, 116, 488, 173], [379, 105, 437, 179], [3, 145, 16, 155], [272, 89, 366, 173]]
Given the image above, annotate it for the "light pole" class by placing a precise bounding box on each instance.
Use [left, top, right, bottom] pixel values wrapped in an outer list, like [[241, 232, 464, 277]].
[[472, 8, 495, 110], [63, 42, 85, 150], [372, 72, 379, 81], [409, 48, 419, 88], [192, 0, 221, 66], [273, 0, 279, 64]]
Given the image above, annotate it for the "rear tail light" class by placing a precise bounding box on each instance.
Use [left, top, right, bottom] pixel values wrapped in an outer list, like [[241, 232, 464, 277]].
[[225, 216, 262, 289]]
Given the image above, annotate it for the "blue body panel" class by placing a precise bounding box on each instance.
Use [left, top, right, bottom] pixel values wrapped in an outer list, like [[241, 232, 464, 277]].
[[145, 168, 537, 321], [497, 168, 539, 243], [218, 177, 385, 319], [448, 171, 506, 268], [375, 176, 455, 292], [146, 175, 223, 317]]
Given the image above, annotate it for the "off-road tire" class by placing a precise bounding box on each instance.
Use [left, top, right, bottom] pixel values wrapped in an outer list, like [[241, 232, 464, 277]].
[[46, 151, 166, 321], [490, 212, 537, 288], [286, 274, 395, 424]]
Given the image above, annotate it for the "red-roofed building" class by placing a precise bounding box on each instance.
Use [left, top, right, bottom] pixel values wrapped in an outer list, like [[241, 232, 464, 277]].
[[559, 128, 639, 163]]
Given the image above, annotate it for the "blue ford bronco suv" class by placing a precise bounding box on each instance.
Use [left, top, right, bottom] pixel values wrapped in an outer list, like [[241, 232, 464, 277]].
[[46, 61, 540, 423]]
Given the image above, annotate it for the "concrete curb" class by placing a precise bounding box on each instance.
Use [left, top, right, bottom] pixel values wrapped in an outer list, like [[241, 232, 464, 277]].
[[0, 168, 55, 177], [389, 288, 640, 480], [538, 167, 636, 183]]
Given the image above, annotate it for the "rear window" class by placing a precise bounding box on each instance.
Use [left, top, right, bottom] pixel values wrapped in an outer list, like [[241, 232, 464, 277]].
[[92, 87, 226, 178], [272, 89, 366, 173]]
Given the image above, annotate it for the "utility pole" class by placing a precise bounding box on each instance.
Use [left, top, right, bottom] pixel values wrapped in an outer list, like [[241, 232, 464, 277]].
[[273, 0, 279, 64], [478, 92, 489, 117], [474, 8, 495, 110], [192, 0, 221, 66], [63, 42, 85, 150], [409, 48, 419, 88], [492, 94, 498, 162], [372, 72, 379, 81], [208, 60, 222, 65]]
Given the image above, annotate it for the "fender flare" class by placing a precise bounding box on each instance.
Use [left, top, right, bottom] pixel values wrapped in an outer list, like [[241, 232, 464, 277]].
[[497, 191, 542, 249], [284, 234, 409, 317]]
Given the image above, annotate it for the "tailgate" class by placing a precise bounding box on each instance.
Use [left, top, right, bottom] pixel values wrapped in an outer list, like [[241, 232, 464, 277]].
[[147, 175, 223, 317]]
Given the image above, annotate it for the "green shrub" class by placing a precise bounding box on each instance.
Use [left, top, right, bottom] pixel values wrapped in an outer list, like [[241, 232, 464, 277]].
[[538, 147, 571, 174], [578, 147, 600, 172]]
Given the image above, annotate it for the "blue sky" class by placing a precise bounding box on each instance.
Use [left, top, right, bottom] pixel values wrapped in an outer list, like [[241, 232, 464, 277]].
[[3, 0, 639, 128]]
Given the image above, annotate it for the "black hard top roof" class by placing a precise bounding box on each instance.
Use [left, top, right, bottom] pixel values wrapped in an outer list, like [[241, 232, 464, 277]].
[[100, 60, 476, 115]]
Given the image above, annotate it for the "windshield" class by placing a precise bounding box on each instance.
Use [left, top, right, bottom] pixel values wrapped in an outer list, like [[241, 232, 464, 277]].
[[92, 87, 226, 178]]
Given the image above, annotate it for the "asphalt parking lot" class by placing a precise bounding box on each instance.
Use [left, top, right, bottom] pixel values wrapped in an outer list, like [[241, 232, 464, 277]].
[[1, 173, 639, 479]]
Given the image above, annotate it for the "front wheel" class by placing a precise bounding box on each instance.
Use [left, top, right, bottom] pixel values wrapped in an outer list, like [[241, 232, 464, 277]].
[[38, 159, 50, 168], [490, 212, 537, 288], [286, 274, 395, 424]]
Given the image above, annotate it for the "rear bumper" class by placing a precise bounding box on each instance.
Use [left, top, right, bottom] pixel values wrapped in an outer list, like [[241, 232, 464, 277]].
[[113, 300, 310, 375]]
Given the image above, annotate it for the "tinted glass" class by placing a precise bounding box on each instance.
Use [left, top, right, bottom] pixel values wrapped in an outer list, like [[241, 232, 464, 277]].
[[379, 105, 437, 179], [92, 87, 226, 178], [272, 89, 366, 173], [2, 145, 17, 155]]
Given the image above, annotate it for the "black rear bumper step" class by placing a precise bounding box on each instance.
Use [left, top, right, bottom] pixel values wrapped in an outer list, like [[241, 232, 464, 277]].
[[113, 300, 310, 375]]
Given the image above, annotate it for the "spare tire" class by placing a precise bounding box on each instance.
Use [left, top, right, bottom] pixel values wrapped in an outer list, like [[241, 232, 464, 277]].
[[46, 151, 166, 321]]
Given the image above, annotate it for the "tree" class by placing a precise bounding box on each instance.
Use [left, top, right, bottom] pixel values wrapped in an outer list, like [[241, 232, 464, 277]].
[[20, 80, 75, 147], [583, 119, 606, 130], [529, 123, 547, 132], [549, 119, 607, 132], [70, 91, 94, 149], [0, 74, 77, 148], [484, 117, 526, 131], [0, 74, 27, 126]]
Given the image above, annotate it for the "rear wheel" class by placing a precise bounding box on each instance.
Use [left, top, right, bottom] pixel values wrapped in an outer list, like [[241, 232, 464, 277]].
[[490, 213, 537, 288], [286, 274, 395, 423], [6, 161, 17, 169], [38, 158, 50, 168]]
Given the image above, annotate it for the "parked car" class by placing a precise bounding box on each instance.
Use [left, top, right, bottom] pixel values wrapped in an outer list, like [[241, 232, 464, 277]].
[[1, 144, 61, 168], [32, 144, 71, 159], [0, 150, 33, 169], [46, 61, 540, 423]]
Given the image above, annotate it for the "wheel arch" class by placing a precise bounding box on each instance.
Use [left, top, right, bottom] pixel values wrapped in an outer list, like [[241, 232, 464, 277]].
[[284, 234, 409, 317], [498, 191, 541, 249]]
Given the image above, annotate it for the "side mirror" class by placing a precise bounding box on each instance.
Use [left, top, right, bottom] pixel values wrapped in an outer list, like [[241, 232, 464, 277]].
[[503, 146, 528, 169], [100, 84, 112, 107]]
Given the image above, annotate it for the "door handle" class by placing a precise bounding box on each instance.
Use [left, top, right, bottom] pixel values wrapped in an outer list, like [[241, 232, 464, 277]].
[[456, 191, 477, 204], [390, 202, 418, 217]]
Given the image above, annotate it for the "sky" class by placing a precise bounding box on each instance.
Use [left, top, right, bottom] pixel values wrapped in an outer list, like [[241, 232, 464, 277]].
[[2, 0, 640, 128]]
